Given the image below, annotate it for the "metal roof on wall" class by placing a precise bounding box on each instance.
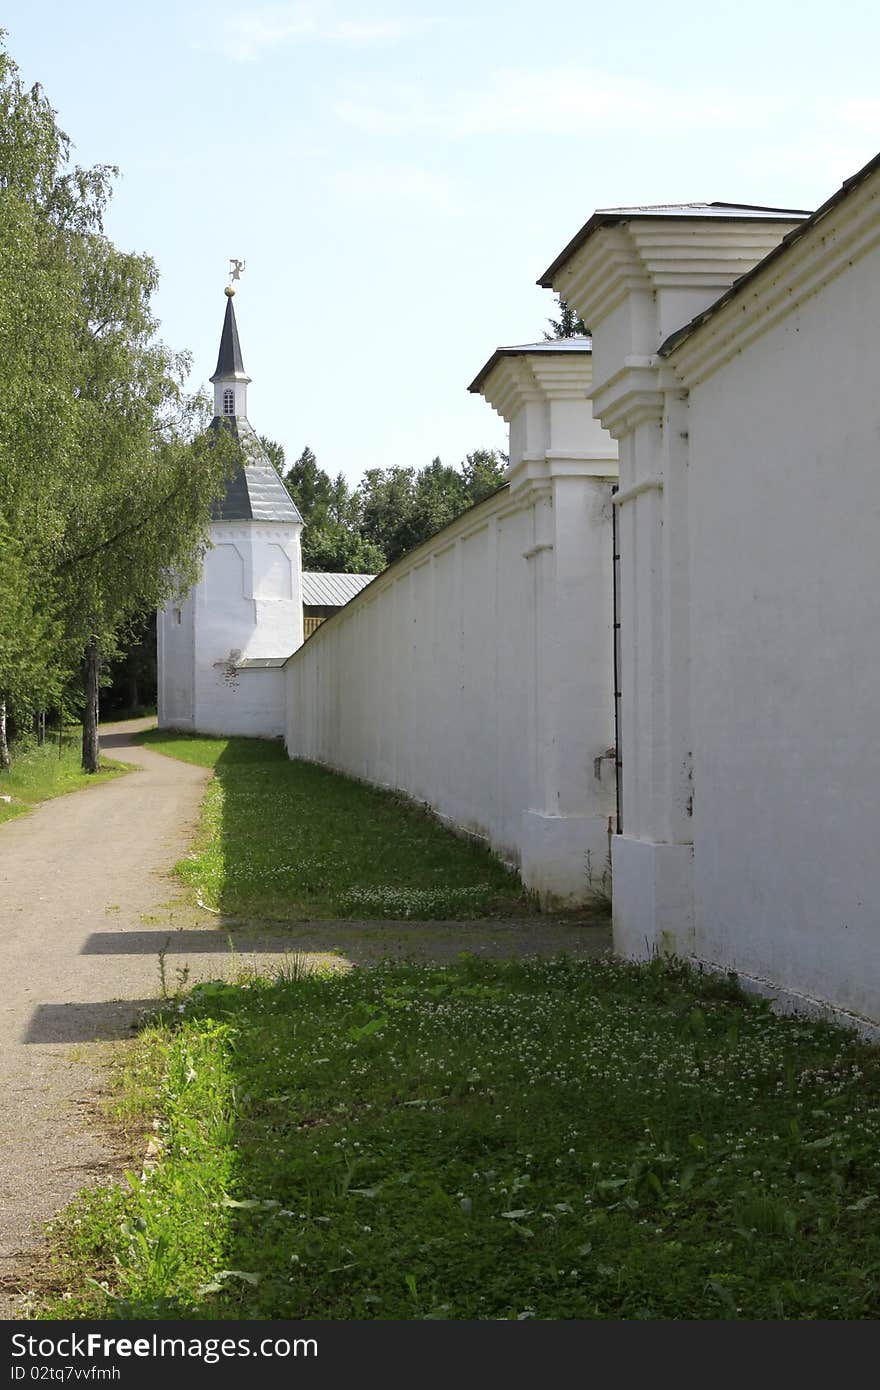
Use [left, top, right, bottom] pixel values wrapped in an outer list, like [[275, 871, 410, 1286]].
[[537, 200, 813, 288], [301, 571, 376, 606], [468, 336, 592, 395], [659, 150, 880, 357]]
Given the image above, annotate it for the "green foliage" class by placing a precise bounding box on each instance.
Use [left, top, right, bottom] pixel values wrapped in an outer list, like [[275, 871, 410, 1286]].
[[135, 730, 529, 920], [272, 441, 507, 573], [359, 450, 507, 566], [277, 444, 381, 574], [258, 434, 286, 476], [43, 957, 880, 1320], [0, 522, 64, 718], [544, 294, 589, 339], [102, 611, 157, 716], [0, 35, 233, 766]]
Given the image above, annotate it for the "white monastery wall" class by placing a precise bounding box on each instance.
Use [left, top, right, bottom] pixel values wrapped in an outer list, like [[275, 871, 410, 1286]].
[[286, 347, 618, 904], [683, 230, 880, 1021], [286, 476, 616, 903], [548, 159, 880, 1024]]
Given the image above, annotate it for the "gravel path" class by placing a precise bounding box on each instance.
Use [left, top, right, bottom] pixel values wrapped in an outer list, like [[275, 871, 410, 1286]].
[[0, 719, 610, 1315], [0, 720, 212, 1313]]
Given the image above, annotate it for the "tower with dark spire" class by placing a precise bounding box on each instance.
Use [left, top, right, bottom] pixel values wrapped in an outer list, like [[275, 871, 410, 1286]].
[[207, 286, 303, 526], [157, 278, 305, 735], [210, 286, 250, 416]]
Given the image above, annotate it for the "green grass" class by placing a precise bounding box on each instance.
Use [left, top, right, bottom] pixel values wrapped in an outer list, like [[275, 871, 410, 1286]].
[[41, 956, 880, 1320], [135, 730, 530, 920], [0, 732, 129, 825]]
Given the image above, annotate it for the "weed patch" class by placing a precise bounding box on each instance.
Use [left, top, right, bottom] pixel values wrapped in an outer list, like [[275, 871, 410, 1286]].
[[43, 956, 880, 1320], [0, 731, 128, 825], [136, 730, 529, 920]]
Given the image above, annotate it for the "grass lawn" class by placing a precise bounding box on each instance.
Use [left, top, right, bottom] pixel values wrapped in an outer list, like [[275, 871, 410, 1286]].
[[41, 955, 880, 1320], [135, 729, 532, 920], [0, 731, 128, 825]]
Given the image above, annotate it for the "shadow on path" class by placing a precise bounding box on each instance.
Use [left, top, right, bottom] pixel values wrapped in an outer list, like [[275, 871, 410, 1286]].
[[80, 930, 296, 956], [23, 1000, 158, 1044]]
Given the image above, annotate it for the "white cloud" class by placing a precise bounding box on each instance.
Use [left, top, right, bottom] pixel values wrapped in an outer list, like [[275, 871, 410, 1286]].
[[837, 96, 880, 129], [326, 164, 464, 216], [208, 4, 438, 62], [335, 66, 777, 137], [743, 135, 878, 196]]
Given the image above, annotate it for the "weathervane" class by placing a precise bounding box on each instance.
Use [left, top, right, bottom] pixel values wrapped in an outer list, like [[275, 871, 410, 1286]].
[[225, 257, 246, 296]]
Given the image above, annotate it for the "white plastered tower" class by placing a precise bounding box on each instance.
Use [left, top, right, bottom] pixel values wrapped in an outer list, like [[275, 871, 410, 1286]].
[[157, 287, 304, 737]]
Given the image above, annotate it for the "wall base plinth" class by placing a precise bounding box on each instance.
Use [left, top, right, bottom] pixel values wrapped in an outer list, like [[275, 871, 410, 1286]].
[[521, 810, 613, 907], [611, 834, 694, 960]]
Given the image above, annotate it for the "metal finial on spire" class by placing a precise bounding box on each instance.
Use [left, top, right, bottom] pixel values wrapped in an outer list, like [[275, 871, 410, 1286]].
[[225, 258, 246, 296]]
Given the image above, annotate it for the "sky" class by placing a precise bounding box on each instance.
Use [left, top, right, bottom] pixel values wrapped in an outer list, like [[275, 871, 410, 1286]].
[[5, 1, 880, 485]]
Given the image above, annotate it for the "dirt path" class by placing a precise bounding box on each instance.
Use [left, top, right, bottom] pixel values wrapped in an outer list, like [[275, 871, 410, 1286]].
[[0, 719, 610, 1315], [0, 720, 212, 1313]]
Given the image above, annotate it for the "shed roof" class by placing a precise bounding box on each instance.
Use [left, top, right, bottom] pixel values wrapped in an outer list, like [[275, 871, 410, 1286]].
[[208, 416, 304, 524], [301, 571, 376, 607], [537, 200, 813, 288], [468, 336, 592, 394]]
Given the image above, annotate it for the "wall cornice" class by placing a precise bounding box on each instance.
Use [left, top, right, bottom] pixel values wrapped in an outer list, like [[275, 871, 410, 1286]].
[[667, 176, 880, 386], [591, 364, 665, 439], [479, 351, 593, 421], [508, 451, 618, 493], [547, 220, 803, 352], [549, 227, 650, 332]]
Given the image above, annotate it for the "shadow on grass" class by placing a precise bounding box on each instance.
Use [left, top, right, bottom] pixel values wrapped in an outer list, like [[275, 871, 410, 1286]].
[[140, 732, 535, 923], [67, 956, 880, 1322]]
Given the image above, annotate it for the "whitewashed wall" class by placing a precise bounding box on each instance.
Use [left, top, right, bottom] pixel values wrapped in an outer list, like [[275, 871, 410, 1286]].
[[677, 184, 880, 1024], [159, 519, 302, 738], [550, 158, 880, 1025], [286, 347, 619, 904], [286, 477, 616, 902]]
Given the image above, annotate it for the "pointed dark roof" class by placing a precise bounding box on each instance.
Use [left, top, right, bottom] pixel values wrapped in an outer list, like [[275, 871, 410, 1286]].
[[208, 416, 303, 523], [210, 293, 248, 381]]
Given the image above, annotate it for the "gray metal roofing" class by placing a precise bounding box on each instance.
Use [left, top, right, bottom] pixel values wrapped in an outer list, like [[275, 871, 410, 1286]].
[[301, 571, 376, 606], [468, 335, 592, 394], [659, 149, 880, 358], [236, 656, 288, 669], [590, 201, 811, 218], [208, 416, 304, 523], [537, 200, 813, 288], [210, 294, 247, 381]]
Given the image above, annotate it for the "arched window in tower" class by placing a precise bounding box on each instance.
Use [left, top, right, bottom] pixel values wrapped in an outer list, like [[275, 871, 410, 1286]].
[[223, 388, 235, 416]]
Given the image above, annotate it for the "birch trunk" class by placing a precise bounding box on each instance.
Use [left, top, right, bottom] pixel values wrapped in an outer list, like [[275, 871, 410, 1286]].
[[0, 700, 10, 772], [81, 639, 101, 773]]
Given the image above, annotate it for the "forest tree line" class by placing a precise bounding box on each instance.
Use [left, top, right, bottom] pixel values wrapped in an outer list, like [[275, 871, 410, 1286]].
[[264, 442, 508, 573]]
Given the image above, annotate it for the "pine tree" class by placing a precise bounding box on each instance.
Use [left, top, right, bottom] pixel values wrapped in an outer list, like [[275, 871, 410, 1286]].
[[544, 295, 589, 339]]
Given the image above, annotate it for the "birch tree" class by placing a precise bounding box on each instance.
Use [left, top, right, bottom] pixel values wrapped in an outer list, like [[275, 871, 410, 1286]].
[[0, 37, 233, 770]]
